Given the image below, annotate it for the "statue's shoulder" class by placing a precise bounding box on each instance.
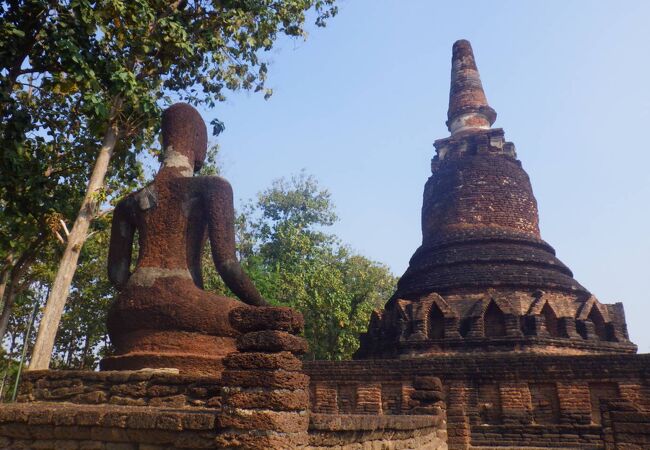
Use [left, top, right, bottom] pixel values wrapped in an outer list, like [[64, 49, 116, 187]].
[[117, 184, 156, 213], [115, 191, 137, 210], [191, 175, 233, 192]]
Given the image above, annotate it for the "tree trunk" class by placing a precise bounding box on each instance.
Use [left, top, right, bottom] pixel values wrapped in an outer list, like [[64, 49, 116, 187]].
[[0, 238, 43, 341], [29, 108, 121, 371], [0, 264, 11, 315], [64, 334, 75, 367], [0, 287, 19, 346], [79, 333, 91, 369]]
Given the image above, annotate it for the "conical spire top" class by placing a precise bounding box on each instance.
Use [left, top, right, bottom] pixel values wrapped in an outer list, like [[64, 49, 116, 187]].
[[446, 39, 497, 135]]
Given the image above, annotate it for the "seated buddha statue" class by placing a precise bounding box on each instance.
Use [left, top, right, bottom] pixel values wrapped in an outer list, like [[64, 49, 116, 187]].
[[101, 103, 266, 375]]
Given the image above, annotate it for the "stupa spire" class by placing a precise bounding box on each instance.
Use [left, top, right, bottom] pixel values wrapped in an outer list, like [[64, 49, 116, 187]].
[[446, 39, 497, 135]]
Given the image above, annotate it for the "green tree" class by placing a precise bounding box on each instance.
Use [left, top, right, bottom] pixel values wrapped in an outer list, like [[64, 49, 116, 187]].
[[0, 0, 338, 369], [235, 173, 397, 360], [2, 169, 395, 369]]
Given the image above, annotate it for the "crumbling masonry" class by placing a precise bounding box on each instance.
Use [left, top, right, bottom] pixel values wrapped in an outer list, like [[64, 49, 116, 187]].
[[306, 40, 650, 450], [0, 40, 648, 450]]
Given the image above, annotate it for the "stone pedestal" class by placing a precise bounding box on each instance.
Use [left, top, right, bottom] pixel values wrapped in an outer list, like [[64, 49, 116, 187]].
[[217, 306, 311, 449]]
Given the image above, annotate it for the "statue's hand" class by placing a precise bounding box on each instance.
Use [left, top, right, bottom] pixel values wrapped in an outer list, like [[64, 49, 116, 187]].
[[217, 259, 267, 307]]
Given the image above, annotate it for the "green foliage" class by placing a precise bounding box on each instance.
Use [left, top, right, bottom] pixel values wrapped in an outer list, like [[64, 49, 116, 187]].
[[2, 168, 394, 370], [234, 173, 397, 360], [0, 0, 338, 366], [49, 219, 114, 369], [2, 218, 114, 372], [0, 0, 338, 261]]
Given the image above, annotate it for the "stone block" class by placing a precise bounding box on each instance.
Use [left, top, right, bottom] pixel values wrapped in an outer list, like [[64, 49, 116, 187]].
[[229, 306, 304, 333], [214, 430, 308, 450], [411, 390, 445, 402], [223, 388, 309, 411], [155, 413, 183, 431], [217, 409, 309, 433], [180, 413, 215, 431], [223, 351, 302, 371], [236, 330, 308, 354], [221, 369, 309, 390], [413, 376, 443, 391], [145, 385, 180, 397], [172, 433, 214, 449], [74, 391, 108, 404], [75, 410, 105, 426], [108, 396, 146, 407], [148, 394, 187, 407]]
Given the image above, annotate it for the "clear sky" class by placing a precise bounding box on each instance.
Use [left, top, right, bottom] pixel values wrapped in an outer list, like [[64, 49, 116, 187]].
[[197, 1, 650, 351]]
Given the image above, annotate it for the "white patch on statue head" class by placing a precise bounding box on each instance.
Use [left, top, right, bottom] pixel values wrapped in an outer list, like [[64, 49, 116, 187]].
[[163, 146, 194, 176]]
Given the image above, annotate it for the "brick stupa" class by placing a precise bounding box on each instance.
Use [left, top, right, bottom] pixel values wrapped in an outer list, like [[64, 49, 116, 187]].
[[356, 40, 636, 358]]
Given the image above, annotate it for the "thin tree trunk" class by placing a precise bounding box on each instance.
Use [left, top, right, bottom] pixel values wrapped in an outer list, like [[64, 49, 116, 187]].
[[0, 253, 13, 310], [0, 288, 19, 346], [0, 238, 43, 341], [0, 264, 11, 316], [64, 335, 75, 367], [29, 102, 121, 371], [79, 334, 91, 369]]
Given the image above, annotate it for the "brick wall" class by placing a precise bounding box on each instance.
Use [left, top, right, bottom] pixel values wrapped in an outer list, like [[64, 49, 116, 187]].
[[18, 369, 222, 408], [308, 414, 447, 450], [602, 401, 650, 449], [305, 353, 650, 450]]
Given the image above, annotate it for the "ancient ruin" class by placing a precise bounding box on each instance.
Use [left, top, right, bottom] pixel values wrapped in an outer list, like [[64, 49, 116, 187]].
[[0, 103, 446, 449], [305, 40, 650, 450], [355, 40, 636, 358], [101, 103, 267, 376], [1, 41, 649, 450]]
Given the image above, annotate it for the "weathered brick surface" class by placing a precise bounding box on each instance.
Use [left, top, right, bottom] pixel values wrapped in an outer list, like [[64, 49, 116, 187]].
[[236, 329, 309, 354], [0, 403, 218, 449], [18, 369, 221, 408], [220, 306, 312, 448], [222, 350, 302, 371], [312, 383, 338, 414], [306, 353, 650, 450], [217, 409, 310, 433], [557, 382, 592, 425], [220, 369, 309, 390], [308, 414, 447, 450], [229, 306, 304, 333], [355, 43, 635, 361], [221, 388, 309, 411], [355, 383, 382, 414]]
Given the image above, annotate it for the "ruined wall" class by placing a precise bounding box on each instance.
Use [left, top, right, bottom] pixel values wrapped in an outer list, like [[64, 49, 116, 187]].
[[602, 401, 650, 449], [18, 369, 222, 408], [0, 402, 222, 449], [1, 308, 449, 449], [305, 353, 650, 450], [309, 414, 446, 450]]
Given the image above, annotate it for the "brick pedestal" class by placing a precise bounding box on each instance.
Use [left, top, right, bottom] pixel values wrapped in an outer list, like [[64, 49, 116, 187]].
[[217, 306, 310, 449]]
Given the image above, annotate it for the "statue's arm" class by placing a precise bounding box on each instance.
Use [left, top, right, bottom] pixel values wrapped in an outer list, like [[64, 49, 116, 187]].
[[108, 199, 135, 290], [205, 178, 268, 306]]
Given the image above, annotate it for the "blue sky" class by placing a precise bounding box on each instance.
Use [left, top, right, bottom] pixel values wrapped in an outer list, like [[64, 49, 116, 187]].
[[196, 1, 650, 351]]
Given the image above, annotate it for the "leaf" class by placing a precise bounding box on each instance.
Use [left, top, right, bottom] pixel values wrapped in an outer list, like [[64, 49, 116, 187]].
[[210, 118, 226, 136]]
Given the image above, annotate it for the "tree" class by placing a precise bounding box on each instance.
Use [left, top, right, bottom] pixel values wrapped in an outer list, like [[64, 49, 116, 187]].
[[2, 170, 396, 369], [0, 0, 338, 369], [234, 173, 397, 360], [1, 217, 115, 372]]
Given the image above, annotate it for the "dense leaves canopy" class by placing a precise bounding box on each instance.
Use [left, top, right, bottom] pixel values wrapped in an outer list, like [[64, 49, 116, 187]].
[[205, 173, 398, 360], [0, 0, 338, 370]]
